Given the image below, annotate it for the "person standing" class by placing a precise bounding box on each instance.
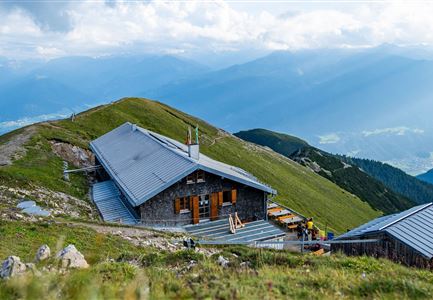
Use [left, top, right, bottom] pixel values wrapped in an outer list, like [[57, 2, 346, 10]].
[[307, 218, 314, 240]]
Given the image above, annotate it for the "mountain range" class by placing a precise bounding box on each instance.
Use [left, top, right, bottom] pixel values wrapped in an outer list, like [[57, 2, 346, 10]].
[[1, 46, 433, 175], [0, 55, 208, 125], [152, 48, 433, 175]]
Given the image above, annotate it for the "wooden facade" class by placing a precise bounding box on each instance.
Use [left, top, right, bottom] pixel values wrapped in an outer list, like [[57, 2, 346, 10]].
[[332, 232, 433, 269]]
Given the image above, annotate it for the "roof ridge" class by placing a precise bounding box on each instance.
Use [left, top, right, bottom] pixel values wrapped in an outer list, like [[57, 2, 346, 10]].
[[134, 124, 198, 165], [379, 202, 433, 231]]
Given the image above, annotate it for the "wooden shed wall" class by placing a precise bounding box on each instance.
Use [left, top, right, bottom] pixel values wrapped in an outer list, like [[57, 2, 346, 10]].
[[332, 233, 433, 269]]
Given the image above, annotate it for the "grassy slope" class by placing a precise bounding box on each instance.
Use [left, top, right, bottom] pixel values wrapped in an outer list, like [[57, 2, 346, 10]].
[[0, 98, 380, 233], [1, 220, 433, 300]]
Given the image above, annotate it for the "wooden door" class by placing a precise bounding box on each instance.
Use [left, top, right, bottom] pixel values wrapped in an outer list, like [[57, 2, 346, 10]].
[[210, 193, 218, 221], [191, 196, 199, 224], [231, 189, 237, 204], [218, 191, 223, 207]]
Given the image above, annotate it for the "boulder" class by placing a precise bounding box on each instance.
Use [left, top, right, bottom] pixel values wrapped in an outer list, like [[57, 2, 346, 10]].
[[35, 244, 51, 262], [0, 256, 27, 279], [56, 245, 89, 269], [25, 263, 41, 276], [217, 255, 230, 268]]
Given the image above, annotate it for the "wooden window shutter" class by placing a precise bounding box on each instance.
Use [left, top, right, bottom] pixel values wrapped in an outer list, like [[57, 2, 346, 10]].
[[191, 196, 199, 224], [231, 189, 237, 204], [174, 198, 181, 214], [218, 192, 223, 207], [211, 193, 218, 221]]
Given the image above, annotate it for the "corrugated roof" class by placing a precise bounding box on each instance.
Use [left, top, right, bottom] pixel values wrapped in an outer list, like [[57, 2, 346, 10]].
[[90, 122, 275, 207], [385, 204, 433, 258], [336, 203, 433, 259]]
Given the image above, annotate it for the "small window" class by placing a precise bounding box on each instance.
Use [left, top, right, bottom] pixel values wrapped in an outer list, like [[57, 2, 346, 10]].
[[186, 174, 195, 184], [179, 196, 190, 211], [223, 191, 232, 203], [197, 170, 205, 183]]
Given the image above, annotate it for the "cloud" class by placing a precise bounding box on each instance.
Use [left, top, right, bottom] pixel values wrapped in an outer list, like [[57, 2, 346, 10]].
[[0, 112, 70, 133], [318, 133, 341, 144], [0, 1, 72, 32], [362, 127, 425, 137], [2, 0, 433, 59]]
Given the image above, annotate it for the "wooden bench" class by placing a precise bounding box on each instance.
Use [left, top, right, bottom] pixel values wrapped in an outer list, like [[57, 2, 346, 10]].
[[287, 224, 298, 230], [269, 209, 291, 217], [277, 214, 295, 221]]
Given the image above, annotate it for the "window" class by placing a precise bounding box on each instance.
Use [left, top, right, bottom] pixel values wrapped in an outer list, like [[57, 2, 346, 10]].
[[197, 170, 205, 183], [175, 196, 190, 214], [179, 196, 190, 211], [223, 191, 232, 203], [222, 189, 237, 205], [186, 174, 195, 184]]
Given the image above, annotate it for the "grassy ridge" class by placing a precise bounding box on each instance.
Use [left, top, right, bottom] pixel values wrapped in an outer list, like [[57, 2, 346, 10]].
[[0, 98, 380, 233], [1, 220, 433, 300]]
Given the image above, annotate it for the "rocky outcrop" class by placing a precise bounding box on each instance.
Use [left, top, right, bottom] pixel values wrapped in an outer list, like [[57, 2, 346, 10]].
[[51, 141, 94, 168], [35, 244, 51, 262], [56, 245, 89, 269], [0, 256, 27, 279]]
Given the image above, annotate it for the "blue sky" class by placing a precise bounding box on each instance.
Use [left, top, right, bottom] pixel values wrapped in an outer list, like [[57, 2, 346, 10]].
[[2, 0, 433, 60]]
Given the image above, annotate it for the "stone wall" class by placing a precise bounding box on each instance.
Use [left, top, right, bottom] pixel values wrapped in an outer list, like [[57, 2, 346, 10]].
[[138, 170, 267, 227]]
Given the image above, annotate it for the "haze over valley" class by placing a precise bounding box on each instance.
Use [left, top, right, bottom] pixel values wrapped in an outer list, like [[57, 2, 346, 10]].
[[2, 46, 433, 175]]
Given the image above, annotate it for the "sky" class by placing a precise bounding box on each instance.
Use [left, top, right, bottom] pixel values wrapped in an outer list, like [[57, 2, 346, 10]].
[[2, 0, 433, 60]]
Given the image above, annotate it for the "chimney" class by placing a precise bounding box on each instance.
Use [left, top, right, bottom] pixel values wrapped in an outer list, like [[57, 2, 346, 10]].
[[188, 143, 199, 160], [187, 125, 200, 160], [131, 124, 137, 131]]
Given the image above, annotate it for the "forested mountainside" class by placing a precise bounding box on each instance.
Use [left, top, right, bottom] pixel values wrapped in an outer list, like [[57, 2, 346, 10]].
[[0, 98, 380, 234], [341, 157, 433, 205], [235, 129, 416, 214]]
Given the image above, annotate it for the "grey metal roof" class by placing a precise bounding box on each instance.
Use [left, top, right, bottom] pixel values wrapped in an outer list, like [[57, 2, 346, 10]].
[[90, 122, 275, 207], [337, 203, 433, 259]]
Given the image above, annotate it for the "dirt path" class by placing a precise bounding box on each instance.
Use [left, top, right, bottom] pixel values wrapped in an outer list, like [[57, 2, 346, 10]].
[[0, 127, 36, 166], [209, 136, 224, 146], [62, 221, 186, 251], [63, 221, 220, 255]]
